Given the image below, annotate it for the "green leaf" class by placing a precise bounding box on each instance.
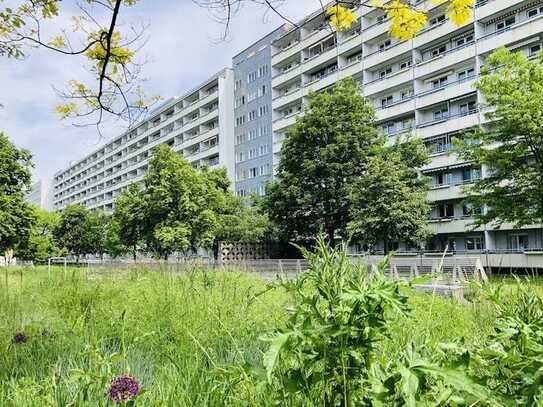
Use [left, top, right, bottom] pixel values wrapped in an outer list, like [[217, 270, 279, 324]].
[[261, 332, 293, 383]]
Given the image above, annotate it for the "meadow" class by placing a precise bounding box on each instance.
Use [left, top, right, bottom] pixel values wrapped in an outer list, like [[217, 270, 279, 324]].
[[0, 253, 542, 406]]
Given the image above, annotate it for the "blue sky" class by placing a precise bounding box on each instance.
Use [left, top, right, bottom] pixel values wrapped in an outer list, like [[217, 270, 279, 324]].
[[0, 0, 316, 181]]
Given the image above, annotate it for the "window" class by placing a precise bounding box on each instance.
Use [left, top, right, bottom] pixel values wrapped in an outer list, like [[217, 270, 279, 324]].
[[259, 105, 269, 117], [236, 152, 244, 163], [248, 129, 258, 140], [258, 65, 269, 77], [347, 52, 362, 65], [463, 204, 482, 217], [527, 6, 543, 18], [379, 66, 392, 79], [457, 68, 475, 81], [259, 85, 267, 97], [432, 76, 448, 89], [400, 89, 413, 99], [455, 33, 474, 47], [496, 16, 515, 31], [438, 202, 455, 218], [249, 167, 258, 178], [235, 96, 245, 108], [259, 144, 269, 155], [379, 39, 391, 51], [399, 59, 412, 70], [431, 44, 447, 58], [235, 133, 246, 145], [459, 101, 476, 116], [235, 115, 246, 127], [429, 14, 446, 26], [381, 95, 393, 108], [530, 44, 542, 57], [433, 107, 449, 121], [466, 236, 484, 251], [235, 79, 242, 91], [248, 110, 257, 121], [462, 167, 481, 183], [383, 122, 395, 135], [510, 234, 529, 251], [247, 71, 258, 83], [434, 172, 451, 186]]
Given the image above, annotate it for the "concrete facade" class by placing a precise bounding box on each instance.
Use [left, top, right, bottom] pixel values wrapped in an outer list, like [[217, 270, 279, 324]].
[[232, 27, 284, 197], [25, 178, 54, 211], [53, 69, 235, 212]]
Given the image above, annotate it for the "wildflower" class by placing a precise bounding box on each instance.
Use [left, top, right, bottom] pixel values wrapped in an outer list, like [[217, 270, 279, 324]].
[[108, 375, 140, 403], [12, 332, 28, 344]]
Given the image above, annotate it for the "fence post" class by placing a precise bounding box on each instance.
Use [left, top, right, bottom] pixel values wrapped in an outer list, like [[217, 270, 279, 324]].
[[278, 259, 283, 275]]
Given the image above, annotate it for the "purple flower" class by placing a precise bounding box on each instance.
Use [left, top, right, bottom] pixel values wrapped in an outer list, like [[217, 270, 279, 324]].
[[108, 375, 140, 403], [12, 332, 27, 344]]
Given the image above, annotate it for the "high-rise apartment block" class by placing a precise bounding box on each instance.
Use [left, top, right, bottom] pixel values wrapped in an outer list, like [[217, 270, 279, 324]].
[[53, 69, 235, 211], [269, 0, 543, 253], [52, 0, 543, 253]]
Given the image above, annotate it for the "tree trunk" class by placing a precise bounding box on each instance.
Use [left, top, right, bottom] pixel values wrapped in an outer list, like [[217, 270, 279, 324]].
[[132, 244, 137, 263]]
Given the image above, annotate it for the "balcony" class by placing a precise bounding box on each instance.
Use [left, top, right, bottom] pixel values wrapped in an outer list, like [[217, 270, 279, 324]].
[[478, 16, 543, 55], [375, 97, 416, 122], [428, 218, 481, 234], [417, 76, 477, 109], [304, 68, 340, 93], [363, 68, 413, 96], [475, 0, 525, 21], [273, 112, 299, 131], [362, 19, 389, 41], [273, 87, 304, 109], [272, 64, 302, 87], [338, 31, 362, 55], [427, 183, 464, 202], [417, 110, 480, 139], [302, 45, 338, 72], [339, 59, 363, 79], [415, 42, 476, 78], [414, 19, 473, 49], [364, 40, 411, 69]]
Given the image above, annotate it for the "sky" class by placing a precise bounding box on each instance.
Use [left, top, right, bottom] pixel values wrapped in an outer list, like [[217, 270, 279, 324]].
[[0, 0, 318, 182]]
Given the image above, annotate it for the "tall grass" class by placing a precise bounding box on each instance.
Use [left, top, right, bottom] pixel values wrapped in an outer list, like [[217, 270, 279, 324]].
[[0, 264, 540, 405]]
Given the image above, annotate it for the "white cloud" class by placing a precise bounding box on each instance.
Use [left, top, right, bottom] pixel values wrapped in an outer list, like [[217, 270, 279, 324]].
[[0, 0, 319, 181]]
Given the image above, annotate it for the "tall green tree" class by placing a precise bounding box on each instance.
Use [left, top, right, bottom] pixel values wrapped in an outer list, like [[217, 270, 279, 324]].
[[456, 47, 543, 227], [0, 132, 35, 257], [113, 184, 146, 261], [85, 210, 109, 260], [15, 206, 60, 262], [263, 78, 382, 245], [348, 140, 431, 254], [140, 145, 218, 259], [54, 204, 90, 262]]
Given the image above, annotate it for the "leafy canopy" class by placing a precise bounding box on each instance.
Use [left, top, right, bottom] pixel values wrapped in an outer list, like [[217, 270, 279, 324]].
[[456, 47, 543, 228], [0, 132, 35, 254], [263, 78, 382, 245]]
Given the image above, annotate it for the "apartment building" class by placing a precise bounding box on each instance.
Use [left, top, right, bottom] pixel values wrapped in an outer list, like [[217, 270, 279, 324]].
[[25, 178, 54, 210], [53, 69, 235, 211], [232, 27, 284, 197], [270, 0, 543, 253]]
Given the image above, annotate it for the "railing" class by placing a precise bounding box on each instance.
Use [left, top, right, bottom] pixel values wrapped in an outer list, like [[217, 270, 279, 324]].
[[417, 109, 479, 128]]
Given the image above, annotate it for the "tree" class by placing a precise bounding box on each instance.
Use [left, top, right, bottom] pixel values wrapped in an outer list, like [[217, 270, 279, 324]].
[[113, 184, 146, 261], [348, 140, 431, 254], [202, 168, 269, 260], [456, 47, 543, 228], [263, 78, 382, 245], [54, 204, 90, 262], [85, 210, 110, 260], [139, 145, 217, 259], [0, 132, 35, 257], [15, 206, 61, 262]]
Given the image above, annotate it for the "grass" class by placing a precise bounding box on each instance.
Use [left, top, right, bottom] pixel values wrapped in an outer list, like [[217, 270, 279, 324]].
[[0, 266, 537, 405]]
